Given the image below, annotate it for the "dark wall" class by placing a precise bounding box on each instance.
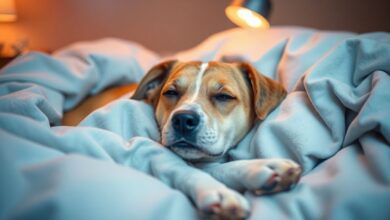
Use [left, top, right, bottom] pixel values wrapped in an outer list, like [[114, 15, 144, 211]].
[[1, 0, 389, 54], [272, 0, 390, 33]]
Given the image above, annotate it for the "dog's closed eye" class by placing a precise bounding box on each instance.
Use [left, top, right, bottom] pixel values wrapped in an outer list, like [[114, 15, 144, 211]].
[[213, 93, 236, 102], [163, 89, 180, 98]]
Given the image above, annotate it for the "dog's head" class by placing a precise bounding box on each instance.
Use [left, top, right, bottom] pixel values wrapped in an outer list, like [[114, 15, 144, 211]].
[[132, 60, 286, 162]]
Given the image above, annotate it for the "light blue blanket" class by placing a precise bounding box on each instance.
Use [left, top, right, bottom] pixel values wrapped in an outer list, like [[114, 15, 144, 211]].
[[1, 27, 389, 219]]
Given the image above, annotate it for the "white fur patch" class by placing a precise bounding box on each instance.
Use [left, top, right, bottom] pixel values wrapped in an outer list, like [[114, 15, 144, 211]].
[[187, 62, 208, 104]]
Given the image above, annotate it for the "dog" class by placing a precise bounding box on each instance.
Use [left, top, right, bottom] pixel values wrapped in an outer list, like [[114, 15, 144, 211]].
[[63, 60, 302, 219]]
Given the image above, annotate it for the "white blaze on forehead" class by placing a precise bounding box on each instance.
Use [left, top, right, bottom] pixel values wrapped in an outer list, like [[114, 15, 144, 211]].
[[187, 62, 208, 103]]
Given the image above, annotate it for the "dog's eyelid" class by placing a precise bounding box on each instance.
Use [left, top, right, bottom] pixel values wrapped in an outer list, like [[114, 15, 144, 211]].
[[163, 90, 179, 97], [213, 92, 237, 102], [216, 86, 236, 96], [219, 92, 236, 98], [168, 85, 176, 90], [162, 86, 180, 97], [163, 83, 178, 91]]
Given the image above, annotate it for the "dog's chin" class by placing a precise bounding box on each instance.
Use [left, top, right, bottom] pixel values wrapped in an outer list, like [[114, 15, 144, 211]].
[[168, 141, 224, 162]]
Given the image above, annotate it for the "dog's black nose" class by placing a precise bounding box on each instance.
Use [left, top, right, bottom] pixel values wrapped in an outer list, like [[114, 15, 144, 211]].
[[172, 110, 200, 135]]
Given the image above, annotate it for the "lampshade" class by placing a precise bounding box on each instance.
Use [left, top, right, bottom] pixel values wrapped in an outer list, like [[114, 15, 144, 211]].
[[0, 0, 17, 22], [226, 0, 271, 29]]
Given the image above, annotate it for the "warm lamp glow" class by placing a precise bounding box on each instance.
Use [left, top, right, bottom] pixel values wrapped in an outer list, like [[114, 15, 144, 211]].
[[226, 6, 269, 29], [0, 0, 17, 22]]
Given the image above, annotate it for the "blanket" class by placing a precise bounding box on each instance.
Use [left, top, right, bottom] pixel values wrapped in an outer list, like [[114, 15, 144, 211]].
[[1, 27, 389, 219]]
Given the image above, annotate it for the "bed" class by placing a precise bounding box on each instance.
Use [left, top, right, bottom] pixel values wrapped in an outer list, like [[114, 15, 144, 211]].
[[0, 27, 389, 219]]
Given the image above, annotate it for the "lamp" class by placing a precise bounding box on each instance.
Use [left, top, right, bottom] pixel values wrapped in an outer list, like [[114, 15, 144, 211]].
[[226, 0, 272, 29], [0, 0, 17, 22]]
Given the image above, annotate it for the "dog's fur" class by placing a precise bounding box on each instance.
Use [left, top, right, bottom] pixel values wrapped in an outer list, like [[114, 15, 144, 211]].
[[63, 60, 301, 219]]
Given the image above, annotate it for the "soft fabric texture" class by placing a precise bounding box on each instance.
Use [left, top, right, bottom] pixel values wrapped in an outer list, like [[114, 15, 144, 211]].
[[1, 27, 389, 219]]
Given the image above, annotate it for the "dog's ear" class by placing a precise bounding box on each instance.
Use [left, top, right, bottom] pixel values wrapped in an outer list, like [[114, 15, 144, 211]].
[[132, 60, 178, 105], [237, 62, 287, 120]]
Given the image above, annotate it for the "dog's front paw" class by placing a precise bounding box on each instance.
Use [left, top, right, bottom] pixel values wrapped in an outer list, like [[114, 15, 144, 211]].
[[197, 187, 250, 220], [250, 159, 302, 195]]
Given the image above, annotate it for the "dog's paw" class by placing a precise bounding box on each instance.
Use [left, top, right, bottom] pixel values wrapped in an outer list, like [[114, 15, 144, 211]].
[[250, 159, 302, 195], [197, 187, 250, 220]]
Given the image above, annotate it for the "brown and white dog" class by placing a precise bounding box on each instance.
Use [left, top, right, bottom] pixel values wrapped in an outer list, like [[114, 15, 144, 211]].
[[63, 60, 301, 219]]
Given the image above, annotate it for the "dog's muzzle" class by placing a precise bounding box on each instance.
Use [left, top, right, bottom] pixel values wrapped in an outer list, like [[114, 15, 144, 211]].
[[167, 109, 223, 160]]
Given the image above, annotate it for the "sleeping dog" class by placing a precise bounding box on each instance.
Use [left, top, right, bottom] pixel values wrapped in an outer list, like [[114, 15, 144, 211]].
[[63, 60, 301, 219]]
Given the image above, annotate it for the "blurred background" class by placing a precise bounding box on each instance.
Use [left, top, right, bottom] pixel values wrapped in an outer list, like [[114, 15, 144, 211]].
[[0, 0, 389, 55]]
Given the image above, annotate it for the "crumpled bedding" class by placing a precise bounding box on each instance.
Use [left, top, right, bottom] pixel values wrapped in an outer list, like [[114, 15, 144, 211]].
[[1, 27, 390, 219]]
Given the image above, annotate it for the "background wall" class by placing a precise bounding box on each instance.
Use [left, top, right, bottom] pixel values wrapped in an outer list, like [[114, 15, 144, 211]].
[[1, 0, 389, 54]]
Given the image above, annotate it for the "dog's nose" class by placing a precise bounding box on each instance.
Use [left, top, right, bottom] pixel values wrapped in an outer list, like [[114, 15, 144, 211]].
[[172, 110, 200, 135]]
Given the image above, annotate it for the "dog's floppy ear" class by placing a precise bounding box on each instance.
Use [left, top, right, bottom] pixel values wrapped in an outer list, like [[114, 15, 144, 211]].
[[237, 63, 287, 120], [132, 60, 178, 105]]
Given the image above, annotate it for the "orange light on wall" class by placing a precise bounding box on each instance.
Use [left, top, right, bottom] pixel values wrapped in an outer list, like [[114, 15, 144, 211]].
[[0, 0, 17, 22], [226, 0, 272, 29]]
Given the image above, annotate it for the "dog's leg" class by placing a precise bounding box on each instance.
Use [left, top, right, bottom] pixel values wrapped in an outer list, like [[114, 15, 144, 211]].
[[198, 159, 302, 195], [124, 137, 251, 219]]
